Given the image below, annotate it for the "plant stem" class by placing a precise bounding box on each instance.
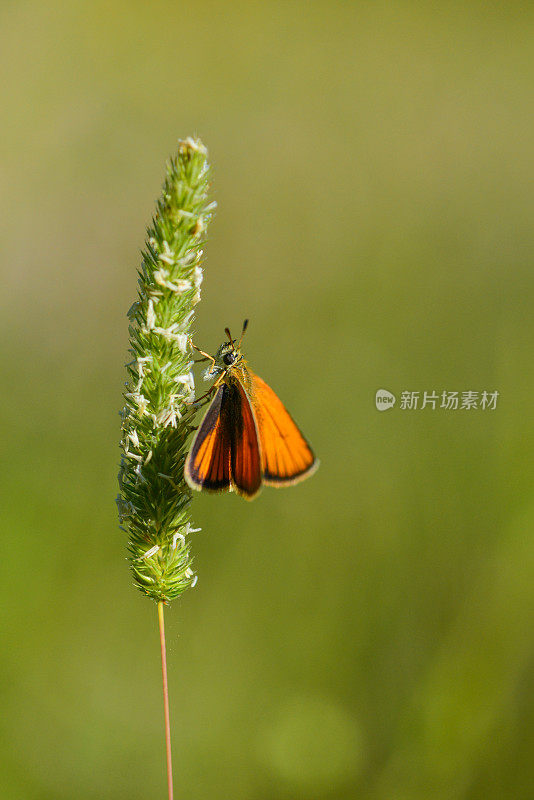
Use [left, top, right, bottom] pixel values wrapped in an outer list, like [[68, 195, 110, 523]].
[[158, 601, 173, 800]]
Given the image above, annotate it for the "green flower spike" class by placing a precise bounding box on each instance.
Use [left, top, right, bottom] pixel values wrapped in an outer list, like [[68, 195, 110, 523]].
[[117, 137, 214, 603]]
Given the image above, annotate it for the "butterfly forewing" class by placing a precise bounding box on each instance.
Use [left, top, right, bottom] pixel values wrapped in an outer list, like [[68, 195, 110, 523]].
[[185, 384, 231, 492], [248, 371, 317, 485], [229, 379, 262, 499]]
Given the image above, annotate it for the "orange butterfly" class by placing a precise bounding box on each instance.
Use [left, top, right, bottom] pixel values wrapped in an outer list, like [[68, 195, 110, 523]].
[[185, 321, 318, 500]]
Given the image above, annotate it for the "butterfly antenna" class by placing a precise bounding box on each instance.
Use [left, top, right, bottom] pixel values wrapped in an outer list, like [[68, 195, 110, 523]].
[[237, 319, 249, 348], [224, 327, 234, 349]]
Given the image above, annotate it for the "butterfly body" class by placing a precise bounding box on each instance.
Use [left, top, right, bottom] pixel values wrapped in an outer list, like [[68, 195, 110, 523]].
[[185, 332, 318, 500]]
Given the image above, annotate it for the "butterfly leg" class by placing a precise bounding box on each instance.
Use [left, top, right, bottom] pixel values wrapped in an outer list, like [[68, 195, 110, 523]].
[[189, 339, 217, 374], [189, 372, 225, 408], [189, 390, 214, 409], [187, 375, 224, 429]]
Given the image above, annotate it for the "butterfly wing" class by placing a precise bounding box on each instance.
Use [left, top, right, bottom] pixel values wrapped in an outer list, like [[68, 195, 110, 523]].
[[248, 371, 317, 485], [185, 380, 262, 499], [185, 384, 232, 492], [227, 379, 263, 499]]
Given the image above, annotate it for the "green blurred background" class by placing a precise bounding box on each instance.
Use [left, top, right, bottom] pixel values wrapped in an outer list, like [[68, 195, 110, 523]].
[[2, 2, 534, 798]]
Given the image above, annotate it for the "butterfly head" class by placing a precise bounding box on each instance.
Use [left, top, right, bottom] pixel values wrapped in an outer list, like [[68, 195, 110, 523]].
[[202, 321, 248, 381]]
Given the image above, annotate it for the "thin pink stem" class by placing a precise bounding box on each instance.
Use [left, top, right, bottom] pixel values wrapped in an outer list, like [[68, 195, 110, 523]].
[[158, 601, 173, 800]]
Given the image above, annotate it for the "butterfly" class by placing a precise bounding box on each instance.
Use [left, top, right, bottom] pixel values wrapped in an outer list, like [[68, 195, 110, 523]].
[[184, 320, 318, 500]]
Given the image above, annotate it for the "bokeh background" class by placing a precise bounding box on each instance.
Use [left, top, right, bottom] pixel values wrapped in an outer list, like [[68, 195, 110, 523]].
[[2, 2, 534, 798]]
